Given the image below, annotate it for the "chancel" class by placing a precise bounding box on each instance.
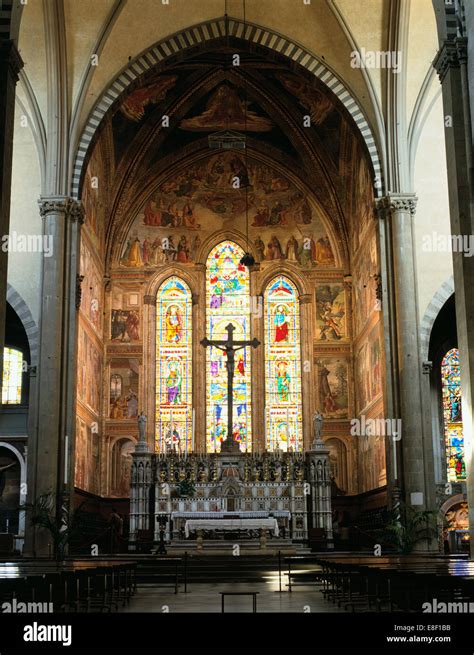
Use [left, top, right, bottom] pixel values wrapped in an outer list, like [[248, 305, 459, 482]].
[[0, 0, 474, 636]]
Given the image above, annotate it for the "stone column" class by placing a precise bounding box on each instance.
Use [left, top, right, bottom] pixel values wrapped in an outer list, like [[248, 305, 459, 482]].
[[0, 42, 23, 384], [377, 194, 436, 515], [24, 197, 83, 556], [433, 30, 474, 549]]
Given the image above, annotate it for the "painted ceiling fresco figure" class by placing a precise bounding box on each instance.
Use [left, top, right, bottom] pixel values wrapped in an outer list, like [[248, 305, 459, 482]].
[[120, 76, 177, 121], [180, 84, 274, 132]]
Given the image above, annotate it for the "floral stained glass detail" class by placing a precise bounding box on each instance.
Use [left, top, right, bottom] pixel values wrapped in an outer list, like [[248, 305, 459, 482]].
[[265, 277, 302, 451], [441, 348, 465, 482], [2, 347, 23, 404], [206, 242, 252, 452], [156, 277, 192, 453]]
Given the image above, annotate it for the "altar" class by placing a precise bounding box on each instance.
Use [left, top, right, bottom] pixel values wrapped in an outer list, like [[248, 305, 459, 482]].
[[184, 518, 279, 539], [130, 412, 334, 551]]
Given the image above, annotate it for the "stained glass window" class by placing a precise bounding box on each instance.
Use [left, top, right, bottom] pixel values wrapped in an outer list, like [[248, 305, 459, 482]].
[[156, 277, 193, 453], [206, 242, 252, 452], [264, 277, 302, 451], [441, 348, 465, 482], [2, 347, 23, 404]]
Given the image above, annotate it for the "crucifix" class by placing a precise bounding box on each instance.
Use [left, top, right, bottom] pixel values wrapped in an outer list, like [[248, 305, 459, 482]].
[[201, 323, 260, 452]]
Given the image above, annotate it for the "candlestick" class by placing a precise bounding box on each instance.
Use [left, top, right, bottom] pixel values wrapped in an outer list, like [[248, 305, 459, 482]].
[[392, 436, 397, 480], [64, 434, 69, 485], [192, 408, 195, 453]]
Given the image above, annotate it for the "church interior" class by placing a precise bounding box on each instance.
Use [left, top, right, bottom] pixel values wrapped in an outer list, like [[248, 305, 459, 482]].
[[0, 0, 473, 646]]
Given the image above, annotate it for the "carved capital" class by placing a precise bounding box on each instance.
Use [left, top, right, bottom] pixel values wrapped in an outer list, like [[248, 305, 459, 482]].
[[76, 274, 85, 310], [38, 197, 84, 222], [433, 38, 468, 82], [343, 274, 352, 291], [422, 360, 433, 375], [372, 273, 383, 302], [376, 194, 418, 218], [70, 201, 85, 224], [143, 294, 156, 306], [299, 293, 312, 305], [0, 41, 24, 83]]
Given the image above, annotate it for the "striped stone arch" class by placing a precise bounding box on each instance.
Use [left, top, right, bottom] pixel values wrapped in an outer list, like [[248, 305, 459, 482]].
[[72, 17, 382, 197], [419, 275, 455, 360], [6, 284, 39, 366]]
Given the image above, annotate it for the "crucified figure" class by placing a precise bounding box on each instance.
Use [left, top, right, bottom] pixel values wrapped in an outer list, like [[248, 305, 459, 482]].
[[201, 323, 260, 452]]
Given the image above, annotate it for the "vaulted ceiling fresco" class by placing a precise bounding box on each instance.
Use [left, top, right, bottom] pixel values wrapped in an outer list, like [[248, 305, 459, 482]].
[[83, 42, 375, 271]]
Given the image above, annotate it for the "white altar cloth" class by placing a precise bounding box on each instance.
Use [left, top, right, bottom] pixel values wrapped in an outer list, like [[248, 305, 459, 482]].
[[184, 518, 279, 538]]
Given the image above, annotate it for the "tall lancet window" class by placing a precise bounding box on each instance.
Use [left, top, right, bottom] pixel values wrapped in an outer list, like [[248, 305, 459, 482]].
[[206, 241, 252, 453], [156, 277, 193, 453], [441, 348, 465, 482], [265, 276, 302, 451]]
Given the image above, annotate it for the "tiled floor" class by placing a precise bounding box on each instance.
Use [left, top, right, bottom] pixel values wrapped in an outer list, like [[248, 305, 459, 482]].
[[122, 581, 343, 613]]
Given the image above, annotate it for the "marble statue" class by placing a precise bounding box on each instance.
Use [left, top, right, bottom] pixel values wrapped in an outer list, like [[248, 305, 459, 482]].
[[312, 410, 324, 444], [138, 411, 147, 442]]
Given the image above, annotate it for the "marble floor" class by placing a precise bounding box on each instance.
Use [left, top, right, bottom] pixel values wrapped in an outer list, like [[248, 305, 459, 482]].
[[122, 580, 344, 613]]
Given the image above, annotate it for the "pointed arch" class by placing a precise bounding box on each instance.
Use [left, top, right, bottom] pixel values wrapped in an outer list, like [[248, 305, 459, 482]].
[[72, 17, 382, 198], [264, 275, 303, 452], [156, 276, 193, 453]]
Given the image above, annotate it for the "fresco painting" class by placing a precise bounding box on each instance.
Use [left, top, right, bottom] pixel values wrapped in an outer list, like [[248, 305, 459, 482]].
[[317, 358, 349, 419], [79, 239, 102, 337], [109, 359, 139, 420], [77, 326, 102, 415], [315, 284, 346, 341], [119, 152, 336, 268]]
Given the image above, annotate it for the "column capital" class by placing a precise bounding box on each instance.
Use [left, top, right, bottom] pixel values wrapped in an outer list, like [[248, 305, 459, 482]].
[[343, 274, 352, 291], [0, 41, 24, 83], [143, 294, 156, 306], [299, 293, 312, 305], [433, 38, 468, 82], [38, 196, 84, 222], [376, 193, 418, 218], [422, 361, 433, 375]]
